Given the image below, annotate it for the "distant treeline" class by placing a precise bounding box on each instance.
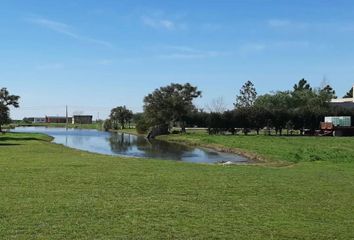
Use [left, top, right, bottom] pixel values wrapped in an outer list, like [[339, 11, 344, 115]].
[[185, 80, 353, 135], [104, 79, 353, 136], [184, 105, 354, 135]]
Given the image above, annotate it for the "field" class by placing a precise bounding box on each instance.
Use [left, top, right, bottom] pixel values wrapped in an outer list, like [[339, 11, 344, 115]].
[[0, 132, 354, 239]]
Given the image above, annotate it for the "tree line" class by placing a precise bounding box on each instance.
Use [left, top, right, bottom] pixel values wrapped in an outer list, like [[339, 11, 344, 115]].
[[128, 79, 353, 137], [1, 80, 353, 136]]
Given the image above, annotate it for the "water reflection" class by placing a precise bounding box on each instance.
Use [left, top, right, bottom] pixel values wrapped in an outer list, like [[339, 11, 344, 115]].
[[109, 133, 136, 153], [13, 127, 249, 164]]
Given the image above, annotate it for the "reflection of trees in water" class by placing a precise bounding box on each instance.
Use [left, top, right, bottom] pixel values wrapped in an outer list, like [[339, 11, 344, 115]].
[[137, 138, 193, 160], [70, 135, 87, 146], [109, 133, 137, 154], [109, 132, 196, 160]]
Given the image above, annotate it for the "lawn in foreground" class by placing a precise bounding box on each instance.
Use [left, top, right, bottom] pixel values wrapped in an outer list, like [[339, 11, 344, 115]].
[[0, 133, 353, 239]]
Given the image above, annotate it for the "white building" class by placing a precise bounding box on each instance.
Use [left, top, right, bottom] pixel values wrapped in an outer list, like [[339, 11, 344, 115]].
[[330, 85, 354, 109], [33, 117, 46, 123], [331, 85, 354, 103]]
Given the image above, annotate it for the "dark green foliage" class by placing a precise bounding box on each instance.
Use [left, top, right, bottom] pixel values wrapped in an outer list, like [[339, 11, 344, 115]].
[[343, 87, 353, 98], [255, 91, 293, 135], [321, 84, 336, 99], [187, 80, 346, 136], [0, 88, 20, 132], [143, 83, 201, 132], [207, 112, 226, 134], [0, 104, 10, 131], [103, 119, 112, 131], [293, 78, 312, 92], [185, 110, 209, 128], [234, 80, 257, 108], [135, 117, 150, 134], [0, 88, 20, 107], [22, 118, 32, 124], [110, 106, 133, 129]]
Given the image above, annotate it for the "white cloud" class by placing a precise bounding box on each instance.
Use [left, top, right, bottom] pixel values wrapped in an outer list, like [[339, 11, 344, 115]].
[[158, 46, 228, 59], [238, 41, 310, 55], [27, 17, 113, 48], [35, 63, 64, 70], [141, 16, 187, 30], [267, 19, 292, 27], [239, 43, 267, 54], [273, 41, 310, 48], [267, 19, 308, 30], [97, 59, 113, 65], [201, 23, 223, 32], [160, 20, 175, 29]]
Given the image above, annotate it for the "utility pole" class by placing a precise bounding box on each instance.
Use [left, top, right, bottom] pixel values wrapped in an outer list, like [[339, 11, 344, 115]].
[[66, 105, 68, 130]]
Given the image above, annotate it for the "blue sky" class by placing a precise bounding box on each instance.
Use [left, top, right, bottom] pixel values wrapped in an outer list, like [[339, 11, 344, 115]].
[[1, 0, 354, 119]]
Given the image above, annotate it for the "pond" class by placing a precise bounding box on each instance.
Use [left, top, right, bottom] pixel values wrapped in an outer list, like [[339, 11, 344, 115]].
[[13, 127, 249, 164]]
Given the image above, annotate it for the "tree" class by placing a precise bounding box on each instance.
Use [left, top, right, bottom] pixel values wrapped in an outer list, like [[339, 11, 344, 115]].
[[0, 104, 10, 132], [131, 112, 150, 134], [103, 119, 112, 131], [320, 84, 336, 99], [207, 112, 227, 135], [185, 110, 209, 128], [135, 117, 150, 134], [293, 78, 312, 92], [248, 106, 269, 135], [234, 81, 257, 108], [109, 106, 133, 129], [0, 88, 20, 132], [254, 91, 293, 135], [343, 87, 353, 98], [292, 81, 332, 133], [143, 83, 202, 134], [205, 97, 227, 113]]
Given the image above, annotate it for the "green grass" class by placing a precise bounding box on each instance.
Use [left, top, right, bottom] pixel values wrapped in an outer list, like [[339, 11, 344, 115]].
[[0, 133, 354, 239], [158, 132, 354, 164]]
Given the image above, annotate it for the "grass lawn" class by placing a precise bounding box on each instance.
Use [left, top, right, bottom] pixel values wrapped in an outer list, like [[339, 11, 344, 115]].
[[0, 132, 354, 239], [158, 132, 354, 164]]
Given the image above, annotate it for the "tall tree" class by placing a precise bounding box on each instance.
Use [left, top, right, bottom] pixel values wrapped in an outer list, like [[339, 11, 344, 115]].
[[143, 83, 201, 133], [343, 87, 353, 98], [293, 78, 312, 92], [234, 81, 257, 108], [109, 106, 133, 129], [0, 88, 20, 132], [320, 84, 336, 99], [291, 81, 332, 132]]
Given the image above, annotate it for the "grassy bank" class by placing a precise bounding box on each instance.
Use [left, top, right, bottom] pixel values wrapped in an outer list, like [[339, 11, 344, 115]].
[[0, 133, 354, 239], [158, 132, 354, 164]]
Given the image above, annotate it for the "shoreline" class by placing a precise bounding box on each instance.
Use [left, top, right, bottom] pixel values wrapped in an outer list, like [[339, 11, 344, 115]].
[[115, 129, 259, 164], [157, 134, 267, 165]]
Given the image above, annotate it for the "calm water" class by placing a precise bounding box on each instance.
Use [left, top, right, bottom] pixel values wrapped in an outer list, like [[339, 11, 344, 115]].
[[13, 127, 249, 164]]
